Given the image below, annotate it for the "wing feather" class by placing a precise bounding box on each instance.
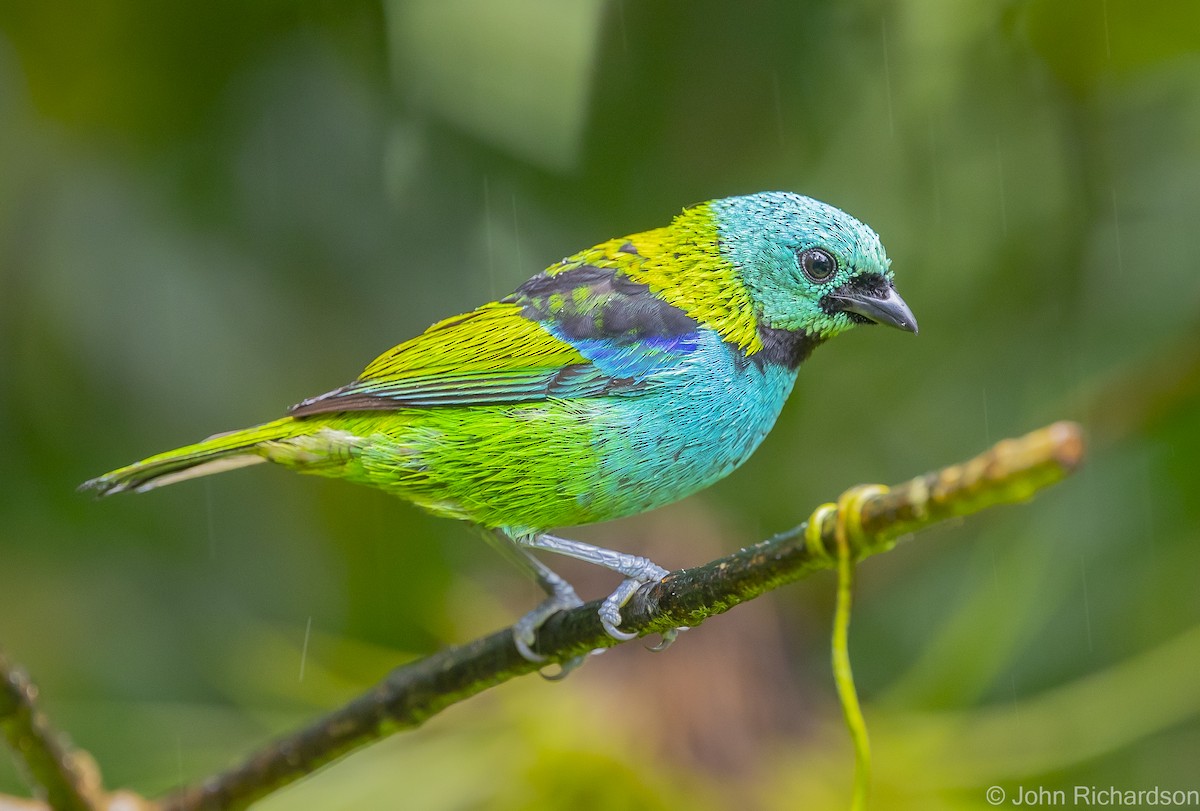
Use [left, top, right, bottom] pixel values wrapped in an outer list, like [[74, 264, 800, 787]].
[[289, 266, 702, 417]]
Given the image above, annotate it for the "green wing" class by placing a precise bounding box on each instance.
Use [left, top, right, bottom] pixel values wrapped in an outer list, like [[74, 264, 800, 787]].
[[288, 300, 635, 415], [289, 261, 707, 417]]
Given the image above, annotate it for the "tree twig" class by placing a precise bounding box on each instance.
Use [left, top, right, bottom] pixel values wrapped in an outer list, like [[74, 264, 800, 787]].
[[159, 421, 1084, 811], [0, 651, 102, 811]]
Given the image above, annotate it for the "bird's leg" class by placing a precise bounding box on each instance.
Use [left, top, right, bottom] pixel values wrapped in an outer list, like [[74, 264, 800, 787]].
[[518, 533, 677, 645], [485, 530, 587, 673]]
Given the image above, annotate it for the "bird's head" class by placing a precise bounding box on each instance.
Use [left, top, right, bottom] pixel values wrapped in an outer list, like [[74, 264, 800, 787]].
[[711, 191, 917, 339]]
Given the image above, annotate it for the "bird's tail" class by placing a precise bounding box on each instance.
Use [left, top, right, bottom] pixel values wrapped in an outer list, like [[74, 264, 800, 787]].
[[80, 417, 300, 496]]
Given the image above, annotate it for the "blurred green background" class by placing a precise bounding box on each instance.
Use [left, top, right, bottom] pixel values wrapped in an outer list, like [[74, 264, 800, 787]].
[[2, 1, 1199, 808]]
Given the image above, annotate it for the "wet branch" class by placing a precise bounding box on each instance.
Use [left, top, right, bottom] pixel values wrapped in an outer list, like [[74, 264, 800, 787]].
[[155, 421, 1084, 811]]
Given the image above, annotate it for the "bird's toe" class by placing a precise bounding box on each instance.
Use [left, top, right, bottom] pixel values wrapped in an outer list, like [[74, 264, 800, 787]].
[[511, 585, 585, 663]]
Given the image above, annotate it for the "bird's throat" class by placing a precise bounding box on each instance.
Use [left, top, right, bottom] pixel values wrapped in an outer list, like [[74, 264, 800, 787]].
[[753, 323, 824, 370]]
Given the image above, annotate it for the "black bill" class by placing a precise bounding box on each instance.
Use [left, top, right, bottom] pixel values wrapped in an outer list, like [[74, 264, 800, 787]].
[[828, 279, 918, 334]]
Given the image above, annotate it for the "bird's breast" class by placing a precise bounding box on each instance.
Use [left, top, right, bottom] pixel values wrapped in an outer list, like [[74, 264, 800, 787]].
[[587, 332, 799, 519]]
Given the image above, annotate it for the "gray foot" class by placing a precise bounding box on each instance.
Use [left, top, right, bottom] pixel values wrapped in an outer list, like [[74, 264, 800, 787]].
[[502, 530, 683, 669], [512, 582, 584, 662], [597, 561, 671, 641], [519, 532, 680, 644]]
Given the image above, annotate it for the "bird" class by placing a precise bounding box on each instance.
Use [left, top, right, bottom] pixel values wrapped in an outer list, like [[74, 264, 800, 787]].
[[81, 191, 916, 667]]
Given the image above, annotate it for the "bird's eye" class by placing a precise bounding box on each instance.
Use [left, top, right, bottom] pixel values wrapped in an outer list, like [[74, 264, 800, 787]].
[[798, 248, 837, 282]]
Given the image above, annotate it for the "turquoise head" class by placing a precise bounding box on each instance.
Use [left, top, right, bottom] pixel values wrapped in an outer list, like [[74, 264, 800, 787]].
[[711, 192, 916, 339]]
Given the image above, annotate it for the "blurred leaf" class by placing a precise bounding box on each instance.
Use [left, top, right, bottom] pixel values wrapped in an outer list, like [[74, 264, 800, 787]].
[[1023, 0, 1200, 94], [384, 0, 607, 171]]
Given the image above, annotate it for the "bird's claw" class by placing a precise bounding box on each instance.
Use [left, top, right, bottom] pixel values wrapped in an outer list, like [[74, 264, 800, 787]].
[[512, 584, 584, 663], [598, 563, 672, 642], [600, 578, 642, 640], [647, 626, 688, 652], [538, 647, 609, 680]]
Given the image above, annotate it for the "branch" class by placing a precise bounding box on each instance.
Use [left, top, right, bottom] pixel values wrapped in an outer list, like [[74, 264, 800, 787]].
[[0, 651, 102, 811], [161, 421, 1085, 811]]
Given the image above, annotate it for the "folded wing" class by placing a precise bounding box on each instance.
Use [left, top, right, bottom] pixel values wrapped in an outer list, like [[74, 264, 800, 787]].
[[288, 264, 702, 416]]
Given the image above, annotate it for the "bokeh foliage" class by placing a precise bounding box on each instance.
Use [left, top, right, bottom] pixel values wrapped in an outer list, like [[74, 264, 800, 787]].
[[1, 0, 1198, 807]]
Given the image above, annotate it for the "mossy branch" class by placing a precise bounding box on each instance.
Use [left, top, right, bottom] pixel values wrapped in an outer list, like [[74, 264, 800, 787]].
[[2, 422, 1084, 811]]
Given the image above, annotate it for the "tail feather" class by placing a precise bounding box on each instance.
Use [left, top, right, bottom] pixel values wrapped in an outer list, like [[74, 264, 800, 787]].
[[80, 417, 297, 496]]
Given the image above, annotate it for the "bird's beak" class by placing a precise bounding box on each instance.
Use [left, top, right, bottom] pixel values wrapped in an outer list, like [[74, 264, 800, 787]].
[[829, 279, 918, 334]]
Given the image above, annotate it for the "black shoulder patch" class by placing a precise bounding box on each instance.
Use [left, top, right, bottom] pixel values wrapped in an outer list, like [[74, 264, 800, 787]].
[[508, 264, 698, 343]]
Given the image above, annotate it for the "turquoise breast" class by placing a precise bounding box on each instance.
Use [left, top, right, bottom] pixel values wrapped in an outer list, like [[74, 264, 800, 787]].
[[584, 330, 799, 522]]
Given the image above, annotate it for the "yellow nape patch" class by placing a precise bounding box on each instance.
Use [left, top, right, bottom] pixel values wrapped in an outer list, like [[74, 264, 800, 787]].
[[550, 205, 763, 355]]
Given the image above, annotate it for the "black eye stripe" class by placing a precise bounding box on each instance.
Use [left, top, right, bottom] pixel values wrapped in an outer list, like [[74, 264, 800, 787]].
[[798, 248, 837, 282]]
